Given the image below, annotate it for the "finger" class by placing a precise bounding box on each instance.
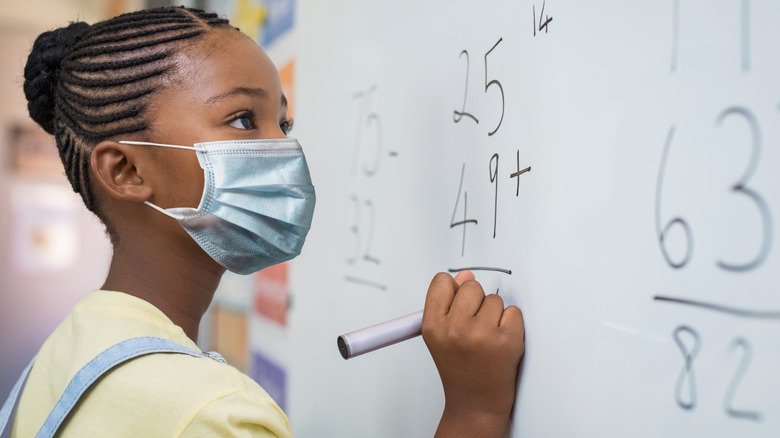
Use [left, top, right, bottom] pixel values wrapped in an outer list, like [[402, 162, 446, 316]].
[[448, 280, 486, 319], [476, 293, 504, 327], [499, 305, 525, 336], [424, 272, 458, 319], [453, 270, 475, 286]]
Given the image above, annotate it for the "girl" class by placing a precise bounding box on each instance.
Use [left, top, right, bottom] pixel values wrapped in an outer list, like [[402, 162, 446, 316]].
[[1, 6, 524, 437]]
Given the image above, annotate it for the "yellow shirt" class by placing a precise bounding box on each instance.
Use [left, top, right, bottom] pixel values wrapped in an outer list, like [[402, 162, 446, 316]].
[[11, 290, 292, 437]]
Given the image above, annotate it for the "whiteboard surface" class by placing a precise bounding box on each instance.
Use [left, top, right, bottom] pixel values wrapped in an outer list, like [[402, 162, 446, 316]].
[[287, 1, 780, 436]]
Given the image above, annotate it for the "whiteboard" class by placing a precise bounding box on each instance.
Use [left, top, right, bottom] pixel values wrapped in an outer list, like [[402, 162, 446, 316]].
[[284, 1, 780, 436]]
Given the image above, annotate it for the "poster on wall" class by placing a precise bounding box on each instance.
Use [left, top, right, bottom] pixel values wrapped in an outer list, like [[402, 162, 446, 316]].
[[253, 263, 289, 328], [261, 0, 295, 47], [251, 348, 287, 411], [7, 124, 61, 179], [9, 182, 78, 274], [211, 305, 249, 371], [231, 0, 267, 43]]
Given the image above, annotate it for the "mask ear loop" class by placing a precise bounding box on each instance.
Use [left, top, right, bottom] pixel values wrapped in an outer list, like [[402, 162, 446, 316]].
[[118, 140, 197, 151], [142, 200, 187, 220], [118, 140, 198, 220]]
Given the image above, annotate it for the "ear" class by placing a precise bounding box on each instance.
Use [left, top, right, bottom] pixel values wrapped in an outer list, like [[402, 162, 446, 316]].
[[90, 140, 153, 203]]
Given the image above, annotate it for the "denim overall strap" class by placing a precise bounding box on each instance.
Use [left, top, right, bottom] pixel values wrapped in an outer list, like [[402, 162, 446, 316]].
[[21, 336, 223, 438], [33, 336, 225, 438], [0, 357, 35, 438]]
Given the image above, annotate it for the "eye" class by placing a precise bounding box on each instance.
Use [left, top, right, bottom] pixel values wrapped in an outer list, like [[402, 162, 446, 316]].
[[280, 118, 294, 135], [228, 110, 256, 130]]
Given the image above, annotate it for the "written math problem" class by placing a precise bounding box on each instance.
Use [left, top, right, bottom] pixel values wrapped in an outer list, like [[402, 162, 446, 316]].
[[655, 0, 775, 425], [448, 36, 535, 286], [299, 2, 780, 435], [344, 85, 399, 292]]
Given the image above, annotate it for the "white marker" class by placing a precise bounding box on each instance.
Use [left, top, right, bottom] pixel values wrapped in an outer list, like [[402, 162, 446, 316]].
[[337, 310, 423, 359]]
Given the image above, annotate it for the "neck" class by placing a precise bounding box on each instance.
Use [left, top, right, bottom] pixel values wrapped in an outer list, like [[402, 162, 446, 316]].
[[101, 234, 224, 343]]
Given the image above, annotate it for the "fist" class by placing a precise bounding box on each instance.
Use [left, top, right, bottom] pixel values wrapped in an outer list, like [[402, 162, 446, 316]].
[[422, 271, 525, 428]]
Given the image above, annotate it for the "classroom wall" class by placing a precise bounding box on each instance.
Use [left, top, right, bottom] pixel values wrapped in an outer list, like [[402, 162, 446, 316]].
[[0, 0, 289, 407], [0, 0, 145, 400]]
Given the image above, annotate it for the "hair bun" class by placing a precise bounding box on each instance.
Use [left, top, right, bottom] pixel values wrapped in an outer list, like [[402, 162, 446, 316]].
[[23, 21, 91, 135]]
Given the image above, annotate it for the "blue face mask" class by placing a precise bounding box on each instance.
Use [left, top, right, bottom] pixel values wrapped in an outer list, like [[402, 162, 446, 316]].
[[118, 138, 316, 275]]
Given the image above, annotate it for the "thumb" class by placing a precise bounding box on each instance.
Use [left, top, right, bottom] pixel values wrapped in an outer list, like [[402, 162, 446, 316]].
[[453, 270, 475, 286]]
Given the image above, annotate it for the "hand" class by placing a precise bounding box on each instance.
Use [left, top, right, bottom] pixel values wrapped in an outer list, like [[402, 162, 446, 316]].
[[422, 271, 525, 438]]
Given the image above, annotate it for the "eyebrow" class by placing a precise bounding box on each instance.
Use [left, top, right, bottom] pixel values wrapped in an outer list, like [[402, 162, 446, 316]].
[[205, 86, 269, 104]]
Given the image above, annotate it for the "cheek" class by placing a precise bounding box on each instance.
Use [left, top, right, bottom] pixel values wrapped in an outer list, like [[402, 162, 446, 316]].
[[158, 152, 204, 208]]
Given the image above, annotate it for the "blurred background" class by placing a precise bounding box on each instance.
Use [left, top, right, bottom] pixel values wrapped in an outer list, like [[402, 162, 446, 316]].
[[0, 0, 294, 411]]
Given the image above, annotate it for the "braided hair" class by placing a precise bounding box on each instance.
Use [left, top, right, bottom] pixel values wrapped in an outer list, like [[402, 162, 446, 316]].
[[22, 6, 237, 238]]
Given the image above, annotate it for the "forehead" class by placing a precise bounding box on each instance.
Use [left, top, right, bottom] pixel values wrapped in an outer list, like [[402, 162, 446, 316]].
[[169, 29, 282, 104]]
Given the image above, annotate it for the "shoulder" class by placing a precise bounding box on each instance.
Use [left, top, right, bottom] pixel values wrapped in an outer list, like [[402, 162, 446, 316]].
[[178, 387, 292, 437], [66, 351, 290, 437]]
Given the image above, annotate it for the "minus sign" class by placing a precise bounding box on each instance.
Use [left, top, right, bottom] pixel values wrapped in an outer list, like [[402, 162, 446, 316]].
[[344, 275, 388, 291], [388, 151, 399, 157], [448, 266, 512, 275]]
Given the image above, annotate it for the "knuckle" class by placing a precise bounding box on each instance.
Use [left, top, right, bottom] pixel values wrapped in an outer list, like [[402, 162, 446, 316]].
[[485, 293, 504, 307], [458, 279, 484, 294], [445, 322, 463, 341], [431, 272, 453, 287], [470, 326, 490, 344], [458, 284, 486, 305], [446, 321, 474, 345], [506, 305, 523, 317]]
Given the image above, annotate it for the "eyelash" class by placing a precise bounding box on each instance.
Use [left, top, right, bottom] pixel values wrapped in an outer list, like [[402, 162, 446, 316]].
[[229, 109, 294, 135], [280, 118, 294, 135]]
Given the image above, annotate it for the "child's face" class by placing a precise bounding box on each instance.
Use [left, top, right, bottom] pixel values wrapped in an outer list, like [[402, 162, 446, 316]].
[[136, 28, 290, 211]]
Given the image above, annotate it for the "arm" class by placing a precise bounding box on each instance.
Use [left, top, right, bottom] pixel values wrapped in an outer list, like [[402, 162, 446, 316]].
[[422, 272, 525, 438], [179, 390, 291, 438]]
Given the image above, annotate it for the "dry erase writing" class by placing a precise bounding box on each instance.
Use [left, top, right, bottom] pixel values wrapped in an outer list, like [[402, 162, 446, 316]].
[[344, 85, 398, 292], [667, 325, 763, 421], [654, 3, 776, 423], [532, 1, 553, 37], [448, 35, 533, 287]]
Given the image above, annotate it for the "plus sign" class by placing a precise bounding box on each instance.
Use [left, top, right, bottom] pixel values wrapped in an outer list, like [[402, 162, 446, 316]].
[[510, 149, 531, 196]]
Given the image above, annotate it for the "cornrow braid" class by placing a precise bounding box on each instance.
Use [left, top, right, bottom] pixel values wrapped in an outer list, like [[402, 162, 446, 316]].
[[22, 6, 237, 235]]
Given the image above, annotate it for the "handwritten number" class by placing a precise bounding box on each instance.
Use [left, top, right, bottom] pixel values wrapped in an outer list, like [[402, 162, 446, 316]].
[[671, 0, 680, 72], [347, 195, 381, 266], [724, 338, 762, 421], [715, 107, 771, 271], [533, 1, 553, 36], [363, 112, 383, 177], [453, 50, 479, 124], [346, 195, 361, 265], [655, 126, 693, 269], [453, 38, 504, 136], [352, 86, 382, 177], [362, 199, 380, 264], [489, 154, 499, 238], [673, 325, 701, 410], [451, 164, 478, 257], [484, 38, 505, 136], [672, 0, 751, 72]]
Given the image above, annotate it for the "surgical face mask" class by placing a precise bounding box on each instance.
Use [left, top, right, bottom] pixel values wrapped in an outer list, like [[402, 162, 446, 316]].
[[118, 138, 316, 275]]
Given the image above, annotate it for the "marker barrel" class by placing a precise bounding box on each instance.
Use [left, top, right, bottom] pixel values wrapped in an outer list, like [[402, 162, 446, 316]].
[[337, 310, 423, 359]]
